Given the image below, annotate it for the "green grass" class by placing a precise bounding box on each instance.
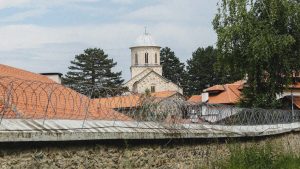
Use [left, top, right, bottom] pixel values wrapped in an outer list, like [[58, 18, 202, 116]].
[[216, 145, 300, 169]]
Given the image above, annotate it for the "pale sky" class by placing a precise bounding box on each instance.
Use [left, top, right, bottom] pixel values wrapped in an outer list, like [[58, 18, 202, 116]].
[[0, 0, 219, 80]]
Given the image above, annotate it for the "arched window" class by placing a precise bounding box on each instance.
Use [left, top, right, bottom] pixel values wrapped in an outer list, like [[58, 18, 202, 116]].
[[145, 53, 149, 64], [135, 53, 138, 65], [133, 81, 138, 93], [151, 86, 155, 93], [155, 53, 157, 64]]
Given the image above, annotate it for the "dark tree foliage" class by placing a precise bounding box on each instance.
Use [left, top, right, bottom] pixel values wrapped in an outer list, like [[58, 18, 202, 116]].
[[160, 47, 186, 87], [185, 46, 239, 96], [63, 48, 126, 98], [213, 0, 300, 108]]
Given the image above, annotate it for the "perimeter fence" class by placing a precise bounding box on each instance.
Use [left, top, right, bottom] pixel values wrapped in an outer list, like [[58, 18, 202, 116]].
[[0, 75, 300, 134]]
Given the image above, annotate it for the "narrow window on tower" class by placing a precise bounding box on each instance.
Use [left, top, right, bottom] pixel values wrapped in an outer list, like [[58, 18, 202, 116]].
[[135, 53, 138, 65], [145, 53, 149, 64], [155, 53, 157, 64], [151, 86, 155, 93]]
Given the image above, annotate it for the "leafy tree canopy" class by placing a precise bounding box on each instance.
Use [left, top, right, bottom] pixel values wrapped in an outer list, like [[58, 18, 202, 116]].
[[213, 0, 300, 108], [185, 46, 239, 96], [63, 48, 125, 97], [160, 47, 186, 87]]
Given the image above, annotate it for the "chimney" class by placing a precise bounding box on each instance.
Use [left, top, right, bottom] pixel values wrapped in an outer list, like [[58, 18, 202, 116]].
[[201, 92, 209, 103], [40, 73, 63, 84]]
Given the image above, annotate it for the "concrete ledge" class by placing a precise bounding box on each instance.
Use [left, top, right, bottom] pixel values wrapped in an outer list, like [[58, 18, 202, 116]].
[[0, 119, 299, 142]]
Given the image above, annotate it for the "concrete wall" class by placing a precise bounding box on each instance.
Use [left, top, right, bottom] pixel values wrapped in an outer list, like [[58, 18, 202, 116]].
[[0, 132, 299, 169]]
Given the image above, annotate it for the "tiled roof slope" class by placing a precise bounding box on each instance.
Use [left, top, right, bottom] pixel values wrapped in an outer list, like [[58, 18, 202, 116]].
[[290, 82, 300, 89], [0, 64, 130, 121], [204, 85, 225, 92], [204, 80, 300, 105], [151, 91, 178, 98], [292, 96, 300, 109], [94, 91, 181, 109], [205, 80, 245, 104], [188, 95, 202, 104], [0, 64, 54, 82], [94, 95, 142, 109]]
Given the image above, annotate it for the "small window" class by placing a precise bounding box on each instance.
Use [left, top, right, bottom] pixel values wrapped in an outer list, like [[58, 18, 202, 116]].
[[155, 53, 157, 64], [135, 53, 138, 65], [151, 86, 155, 93], [145, 53, 149, 64]]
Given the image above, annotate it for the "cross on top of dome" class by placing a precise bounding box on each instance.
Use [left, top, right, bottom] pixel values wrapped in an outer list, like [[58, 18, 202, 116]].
[[131, 28, 160, 48]]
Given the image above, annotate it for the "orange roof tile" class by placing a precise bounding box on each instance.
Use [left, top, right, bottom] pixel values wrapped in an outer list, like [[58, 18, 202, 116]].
[[293, 97, 300, 109], [94, 95, 142, 109], [93, 91, 181, 109], [150, 91, 178, 98], [0, 64, 54, 83], [188, 95, 202, 104], [290, 82, 300, 89], [205, 81, 245, 104], [204, 85, 225, 92], [0, 64, 131, 121]]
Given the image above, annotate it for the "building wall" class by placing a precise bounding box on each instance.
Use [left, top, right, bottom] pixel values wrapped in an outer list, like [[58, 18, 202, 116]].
[[124, 69, 152, 92], [131, 46, 161, 66], [130, 46, 162, 78], [43, 75, 62, 84], [136, 73, 183, 94], [131, 66, 162, 78], [277, 89, 300, 99]]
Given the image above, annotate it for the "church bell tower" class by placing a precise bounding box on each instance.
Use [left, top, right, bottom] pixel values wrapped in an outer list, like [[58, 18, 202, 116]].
[[130, 31, 162, 78]]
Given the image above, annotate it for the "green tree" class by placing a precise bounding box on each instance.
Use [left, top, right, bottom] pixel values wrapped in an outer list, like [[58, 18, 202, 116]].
[[160, 47, 186, 87], [63, 48, 125, 97], [213, 0, 300, 108], [185, 46, 239, 96]]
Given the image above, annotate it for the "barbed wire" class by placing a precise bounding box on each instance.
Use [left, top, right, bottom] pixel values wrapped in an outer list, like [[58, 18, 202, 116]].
[[0, 76, 299, 132]]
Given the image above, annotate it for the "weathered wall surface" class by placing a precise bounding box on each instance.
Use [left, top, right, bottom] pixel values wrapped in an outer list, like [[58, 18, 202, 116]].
[[0, 132, 300, 169]]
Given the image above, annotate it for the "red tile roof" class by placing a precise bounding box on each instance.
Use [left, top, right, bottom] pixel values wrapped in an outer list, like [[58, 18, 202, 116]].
[[0, 64, 54, 82], [204, 80, 245, 104], [188, 95, 202, 104], [203, 80, 300, 105], [204, 85, 225, 92], [151, 91, 178, 98], [93, 91, 182, 109], [292, 97, 300, 109], [290, 82, 300, 89], [0, 64, 131, 121]]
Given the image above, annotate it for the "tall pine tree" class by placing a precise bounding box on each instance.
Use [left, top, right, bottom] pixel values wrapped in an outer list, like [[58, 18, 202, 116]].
[[160, 47, 186, 87], [185, 46, 240, 96], [63, 48, 125, 97]]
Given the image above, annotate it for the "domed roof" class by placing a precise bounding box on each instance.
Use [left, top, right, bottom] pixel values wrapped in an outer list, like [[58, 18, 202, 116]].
[[132, 33, 160, 48]]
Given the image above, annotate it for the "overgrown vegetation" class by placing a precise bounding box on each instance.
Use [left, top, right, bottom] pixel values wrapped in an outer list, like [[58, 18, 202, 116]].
[[216, 144, 300, 169], [213, 0, 300, 108]]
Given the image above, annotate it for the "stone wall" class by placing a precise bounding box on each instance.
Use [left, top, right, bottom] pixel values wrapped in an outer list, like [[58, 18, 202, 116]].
[[136, 72, 183, 94], [0, 132, 300, 169], [131, 46, 161, 67]]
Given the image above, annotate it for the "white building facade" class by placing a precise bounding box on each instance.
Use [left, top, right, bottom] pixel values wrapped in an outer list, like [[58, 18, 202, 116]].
[[124, 32, 183, 94]]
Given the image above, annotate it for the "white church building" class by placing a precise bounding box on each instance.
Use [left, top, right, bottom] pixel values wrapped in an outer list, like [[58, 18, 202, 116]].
[[124, 32, 183, 94]]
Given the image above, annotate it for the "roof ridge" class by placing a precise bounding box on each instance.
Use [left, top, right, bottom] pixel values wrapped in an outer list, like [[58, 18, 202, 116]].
[[0, 64, 55, 83]]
